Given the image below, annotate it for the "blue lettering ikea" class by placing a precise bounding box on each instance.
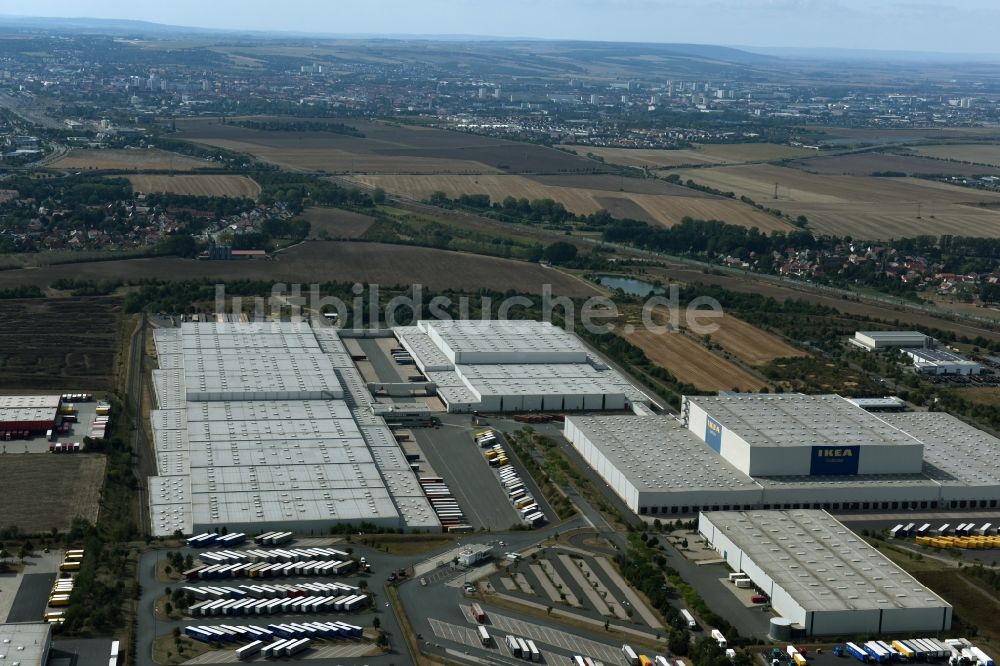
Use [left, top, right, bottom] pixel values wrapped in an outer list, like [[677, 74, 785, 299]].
[[810, 445, 860, 475], [705, 416, 723, 453]]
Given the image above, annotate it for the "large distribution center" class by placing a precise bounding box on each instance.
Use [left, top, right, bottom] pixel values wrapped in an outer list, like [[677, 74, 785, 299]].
[[564, 394, 1000, 516], [148, 321, 440, 536], [698, 510, 952, 635], [395, 320, 650, 412]]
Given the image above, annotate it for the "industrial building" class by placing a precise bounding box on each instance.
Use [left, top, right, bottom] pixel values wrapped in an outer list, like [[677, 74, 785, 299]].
[[563, 394, 1000, 516], [395, 320, 650, 412], [0, 623, 52, 666], [698, 510, 952, 635], [684, 394, 924, 476], [148, 322, 440, 537], [851, 331, 933, 351], [904, 348, 981, 375], [0, 394, 60, 434]]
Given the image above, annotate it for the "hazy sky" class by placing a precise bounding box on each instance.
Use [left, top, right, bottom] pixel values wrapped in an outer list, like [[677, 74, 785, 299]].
[[5, 0, 1000, 54]]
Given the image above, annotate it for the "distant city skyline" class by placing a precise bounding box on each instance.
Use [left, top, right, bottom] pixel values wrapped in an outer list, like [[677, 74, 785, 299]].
[[3, 0, 1000, 55]]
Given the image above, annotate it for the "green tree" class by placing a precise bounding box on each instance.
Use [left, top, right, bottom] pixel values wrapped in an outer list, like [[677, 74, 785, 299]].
[[542, 241, 578, 265]]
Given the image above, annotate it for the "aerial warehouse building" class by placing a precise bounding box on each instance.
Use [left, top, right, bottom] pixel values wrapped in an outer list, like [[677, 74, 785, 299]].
[[850, 331, 933, 351], [699, 510, 952, 635], [564, 394, 1000, 515], [394, 320, 651, 412]]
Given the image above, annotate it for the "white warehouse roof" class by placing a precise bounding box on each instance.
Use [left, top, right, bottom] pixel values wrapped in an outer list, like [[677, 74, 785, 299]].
[[397, 320, 651, 412], [564, 415, 758, 494], [418, 319, 589, 364], [699, 510, 952, 631], [147, 322, 440, 535], [686, 394, 918, 449]]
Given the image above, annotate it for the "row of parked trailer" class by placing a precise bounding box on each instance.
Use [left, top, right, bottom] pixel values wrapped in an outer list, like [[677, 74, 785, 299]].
[[186, 622, 362, 645], [183, 559, 355, 580], [186, 532, 248, 548], [187, 593, 369, 617], [839, 638, 994, 666], [496, 464, 547, 527], [418, 476, 473, 533], [891, 522, 996, 538], [391, 347, 415, 365], [183, 582, 357, 601], [198, 546, 350, 565], [504, 635, 542, 661]]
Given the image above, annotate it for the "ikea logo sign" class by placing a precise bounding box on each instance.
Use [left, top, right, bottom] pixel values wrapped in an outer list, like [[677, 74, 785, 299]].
[[705, 416, 723, 453], [815, 448, 854, 458], [810, 445, 860, 475]]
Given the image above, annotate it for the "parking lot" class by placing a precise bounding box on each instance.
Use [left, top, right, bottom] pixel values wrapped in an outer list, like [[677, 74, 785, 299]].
[[485, 547, 665, 633]]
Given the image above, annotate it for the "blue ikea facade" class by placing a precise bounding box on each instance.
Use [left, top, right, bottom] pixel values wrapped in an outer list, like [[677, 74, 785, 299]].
[[705, 416, 723, 453], [809, 445, 860, 475]]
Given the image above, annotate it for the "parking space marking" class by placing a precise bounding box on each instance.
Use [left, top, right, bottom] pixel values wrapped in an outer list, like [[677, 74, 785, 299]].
[[489, 612, 626, 664], [180, 642, 373, 665], [428, 618, 511, 657]]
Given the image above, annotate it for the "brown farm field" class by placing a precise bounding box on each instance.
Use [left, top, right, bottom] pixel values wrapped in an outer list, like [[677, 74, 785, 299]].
[[787, 152, 1000, 177], [581, 143, 814, 169], [709, 314, 808, 366], [674, 164, 1000, 238], [1, 454, 106, 533], [623, 328, 769, 392], [0, 242, 599, 296], [349, 173, 793, 232], [643, 262, 1000, 343], [301, 207, 376, 239], [52, 148, 211, 171], [949, 387, 1000, 406], [910, 144, 1000, 167], [126, 174, 261, 198], [174, 117, 598, 174], [0, 297, 122, 392]]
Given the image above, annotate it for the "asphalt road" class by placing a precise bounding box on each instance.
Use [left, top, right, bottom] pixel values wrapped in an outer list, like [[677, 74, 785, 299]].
[[6, 572, 56, 622]]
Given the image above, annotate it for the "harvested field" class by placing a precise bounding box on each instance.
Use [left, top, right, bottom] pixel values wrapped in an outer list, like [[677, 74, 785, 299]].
[[577, 147, 715, 169], [52, 148, 210, 171], [911, 144, 1000, 167], [0, 297, 121, 392], [126, 174, 260, 198], [787, 152, 1000, 177], [623, 329, 769, 392], [0, 454, 106, 533], [949, 387, 1000, 407], [643, 262, 1000, 344], [674, 164, 1000, 238], [0, 243, 599, 296], [581, 143, 813, 169], [301, 207, 376, 239], [693, 143, 817, 162], [709, 315, 808, 366], [174, 117, 597, 174], [350, 174, 792, 232]]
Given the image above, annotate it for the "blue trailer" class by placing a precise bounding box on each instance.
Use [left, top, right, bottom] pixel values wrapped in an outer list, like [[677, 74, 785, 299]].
[[847, 643, 869, 663], [184, 627, 213, 643]]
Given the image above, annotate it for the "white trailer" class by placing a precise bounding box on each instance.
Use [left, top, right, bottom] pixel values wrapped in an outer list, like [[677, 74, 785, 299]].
[[236, 641, 263, 660]]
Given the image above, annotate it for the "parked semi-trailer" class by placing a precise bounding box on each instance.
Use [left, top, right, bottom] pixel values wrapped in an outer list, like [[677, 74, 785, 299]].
[[846, 643, 868, 662], [680, 609, 697, 629], [712, 630, 727, 648], [622, 644, 640, 666]]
